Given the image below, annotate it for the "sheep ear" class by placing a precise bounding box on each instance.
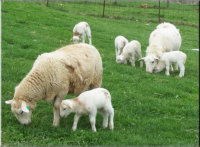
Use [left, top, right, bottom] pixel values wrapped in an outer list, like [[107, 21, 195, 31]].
[[5, 100, 13, 104], [155, 57, 159, 62], [64, 101, 73, 110], [70, 38, 73, 41], [139, 57, 145, 61], [21, 101, 29, 113]]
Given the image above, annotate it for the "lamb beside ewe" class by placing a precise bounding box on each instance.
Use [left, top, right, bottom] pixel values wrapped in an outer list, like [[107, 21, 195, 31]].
[[60, 88, 114, 132], [5, 43, 102, 126], [114, 36, 128, 63], [72, 22, 92, 45], [153, 51, 187, 78], [116, 40, 143, 67], [140, 22, 182, 73]]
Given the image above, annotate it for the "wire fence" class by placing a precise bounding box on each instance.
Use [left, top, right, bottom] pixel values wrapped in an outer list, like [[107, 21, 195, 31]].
[[3, 0, 199, 27]]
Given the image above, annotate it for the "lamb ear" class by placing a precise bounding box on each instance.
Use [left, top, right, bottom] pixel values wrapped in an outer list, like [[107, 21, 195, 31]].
[[139, 57, 145, 61], [5, 100, 13, 104], [21, 101, 29, 113], [155, 57, 160, 62], [70, 38, 73, 41], [64, 101, 73, 110]]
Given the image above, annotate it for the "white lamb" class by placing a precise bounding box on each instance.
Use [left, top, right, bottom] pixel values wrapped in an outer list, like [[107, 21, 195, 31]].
[[116, 40, 143, 67], [153, 51, 187, 77], [72, 22, 92, 45], [140, 22, 182, 73], [60, 88, 114, 132], [5, 43, 102, 126], [114, 36, 128, 63]]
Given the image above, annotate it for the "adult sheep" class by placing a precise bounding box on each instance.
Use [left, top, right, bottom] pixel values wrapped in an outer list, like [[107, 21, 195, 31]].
[[5, 43, 103, 126], [140, 22, 182, 73]]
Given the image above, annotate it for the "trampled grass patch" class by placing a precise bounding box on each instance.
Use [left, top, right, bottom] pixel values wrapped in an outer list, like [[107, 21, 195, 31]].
[[1, 2, 199, 146]]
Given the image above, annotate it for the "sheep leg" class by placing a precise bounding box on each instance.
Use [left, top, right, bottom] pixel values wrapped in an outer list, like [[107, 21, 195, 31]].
[[178, 63, 185, 78], [174, 63, 179, 71], [72, 114, 81, 131], [123, 59, 127, 64], [52, 97, 62, 127], [81, 34, 86, 43], [89, 110, 97, 132], [170, 64, 174, 72], [109, 107, 114, 130], [88, 35, 92, 45], [102, 111, 109, 128], [130, 57, 135, 67], [86, 26, 92, 44], [165, 64, 170, 76], [138, 53, 143, 68]]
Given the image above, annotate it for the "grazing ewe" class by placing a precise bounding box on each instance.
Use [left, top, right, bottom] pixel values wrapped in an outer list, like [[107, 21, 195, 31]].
[[153, 51, 187, 78], [5, 43, 102, 126], [60, 88, 114, 132], [116, 40, 143, 67], [140, 22, 182, 73], [72, 22, 92, 45]]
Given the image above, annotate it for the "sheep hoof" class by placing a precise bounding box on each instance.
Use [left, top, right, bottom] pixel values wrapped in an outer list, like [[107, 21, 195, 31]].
[[72, 127, 77, 131], [92, 128, 97, 132], [103, 124, 108, 129], [53, 121, 59, 127], [110, 126, 114, 130]]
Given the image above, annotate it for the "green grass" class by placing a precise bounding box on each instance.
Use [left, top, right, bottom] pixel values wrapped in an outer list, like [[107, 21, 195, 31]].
[[2, 1, 199, 146]]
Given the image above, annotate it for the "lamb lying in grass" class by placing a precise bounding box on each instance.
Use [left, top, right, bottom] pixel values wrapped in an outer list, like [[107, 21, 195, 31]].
[[60, 88, 114, 132], [116, 40, 143, 67], [153, 51, 187, 77]]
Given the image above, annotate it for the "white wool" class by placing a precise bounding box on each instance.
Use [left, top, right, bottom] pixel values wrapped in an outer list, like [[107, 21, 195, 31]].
[[116, 40, 143, 68], [72, 22, 92, 44], [114, 36, 128, 58], [154, 51, 187, 77], [60, 88, 114, 132], [141, 22, 182, 73]]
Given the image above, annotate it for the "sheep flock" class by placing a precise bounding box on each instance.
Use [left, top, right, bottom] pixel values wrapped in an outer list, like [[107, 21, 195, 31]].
[[6, 21, 187, 132]]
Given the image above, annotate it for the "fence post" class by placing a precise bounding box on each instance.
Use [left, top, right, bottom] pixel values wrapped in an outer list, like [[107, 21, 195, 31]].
[[102, 0, 106, 17], [46, 0, 49, 7], [167, 0, 169, 8], [158, 0, 161, 22]]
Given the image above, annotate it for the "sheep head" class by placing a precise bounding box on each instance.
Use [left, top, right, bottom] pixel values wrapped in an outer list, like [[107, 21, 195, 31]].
[[72, 36, 80, 44], [140, 54, 159, 73], [60, 100, 74, 118], [116, 55, 125, 64], [5, 99, 32, 125]]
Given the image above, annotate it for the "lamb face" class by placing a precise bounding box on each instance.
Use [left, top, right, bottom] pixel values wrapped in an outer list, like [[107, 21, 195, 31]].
[[116, 55, 124, 64], [5, 100, 32, 125], [60, 100, 73, 118], [72, 36, 80, 44], [153, 60, 165, 73]]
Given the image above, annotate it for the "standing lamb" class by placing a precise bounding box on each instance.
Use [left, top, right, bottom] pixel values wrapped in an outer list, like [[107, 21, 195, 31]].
[[72, 22, 92, 45], [153, 51, 187, 78], [5, 43, 102, 126], [114, 36, 128, 64], [140, 22, 182, 73], [60, 88, 114, 132], [116, 40, 143, 67]]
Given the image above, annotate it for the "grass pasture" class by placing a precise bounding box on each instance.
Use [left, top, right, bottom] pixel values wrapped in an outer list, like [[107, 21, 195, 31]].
[[1, 1, 199, 146]]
